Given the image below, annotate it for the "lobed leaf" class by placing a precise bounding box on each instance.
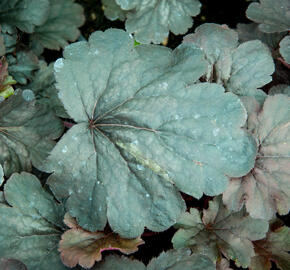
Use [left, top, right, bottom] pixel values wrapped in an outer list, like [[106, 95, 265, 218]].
[[246, 0, 290, 33], [93, 249, 215, 270], [26, 61, 69, 118], [172, 196, 269, 268], [103, 0, 201, 44], [279, 35, 290, 64], [0, 0, 50, 33], [223, 95, 290, 220], [250, 223, 290, 270], [30, 0, 85, 52], [237, 23, 287, 51], [0, 172, 66, 270], [269, 84, 290, 96], [45, 29, 256, 238], [0, 90, 63, 177], [184, 23, 275, 104], [7, 51, 39, 85], [59, 213, 144, 268]]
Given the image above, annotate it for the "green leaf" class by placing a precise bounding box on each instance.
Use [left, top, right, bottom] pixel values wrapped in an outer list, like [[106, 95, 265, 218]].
[[0, 258, 28, 270], [59, 213, 144, 268], [184, 23, 274, 104], [102, 0, 126, 21], [223, 95, 290, 220], [45, 29, 256, 238], [280, 35, 290, 64], [246, 0, 290, 33], [0, 89, 63, 177], [0, 172, 66, 270], [30, 0, 85, 51], [237, 23, 286, 50], [7, 51, 39, 85], [269, 84, 290, 96], [250, 225, 290, 270], [0, 0, 50, 33], [93, 249, 215, 270], [172, 196, 269, 268], [26, 61, 69, 118], [104, 0, 201, 44]]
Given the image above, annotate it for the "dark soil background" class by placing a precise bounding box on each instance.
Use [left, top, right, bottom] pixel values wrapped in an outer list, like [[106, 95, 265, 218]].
[[41, 0, 288, 268]]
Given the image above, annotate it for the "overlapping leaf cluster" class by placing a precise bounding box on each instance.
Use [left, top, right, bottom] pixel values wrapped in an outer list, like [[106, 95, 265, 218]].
[[0, 0, 289, 270]]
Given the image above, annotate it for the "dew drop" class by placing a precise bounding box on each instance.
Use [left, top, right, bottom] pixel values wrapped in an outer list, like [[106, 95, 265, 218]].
[[136, 164, 144, 171], [213, 128, 220, 137], [94, 49, 99, 55], [22, 89, 35, 101], [146, 193, 150, 198], [194, 114, 200, 119], [62, 145, 68, 153]]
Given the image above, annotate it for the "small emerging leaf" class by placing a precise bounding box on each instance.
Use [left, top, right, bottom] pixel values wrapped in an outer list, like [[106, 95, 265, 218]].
[[172, 196, 269, 268], [59, 213, 144, 269], [250, 223, 290, 270]]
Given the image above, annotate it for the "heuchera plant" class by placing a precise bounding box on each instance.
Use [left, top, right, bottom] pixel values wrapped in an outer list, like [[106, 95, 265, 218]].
[[0, 0, 289, 269]]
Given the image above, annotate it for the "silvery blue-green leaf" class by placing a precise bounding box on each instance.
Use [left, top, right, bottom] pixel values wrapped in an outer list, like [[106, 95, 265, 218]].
[[93, 249, 215, 270], [0, 164, 3, 186], [280, 35, 290, 64], [147, 249, 215, 270], [172, 196, 269, 268], [269, 84, 290, 96], [30, 0, 85, 51], [0, 24, 17, 54], [104, 0, 201, 44], [223, 95, 290, 220], [0, 0, 50, 33], [7, 51, 39, 85], [0, 90, 63, 177], [237, 23, 286, 50], [0, 172, 66, 270], [226, 40, 274, 104], [246, 0, 290, 33], [46, 29, 257, 238], [183, 23, 238, 82], [102, 0, 126, 21], [183, 24, 274, 104], [26, 61, 69, 118]]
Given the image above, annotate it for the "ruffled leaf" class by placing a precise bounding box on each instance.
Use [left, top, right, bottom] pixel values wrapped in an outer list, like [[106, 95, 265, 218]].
[[59, 213, 144, 268], [172, 196, 269, 268], [223, 95, 290, 220], [45, 29, 256, 238]]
